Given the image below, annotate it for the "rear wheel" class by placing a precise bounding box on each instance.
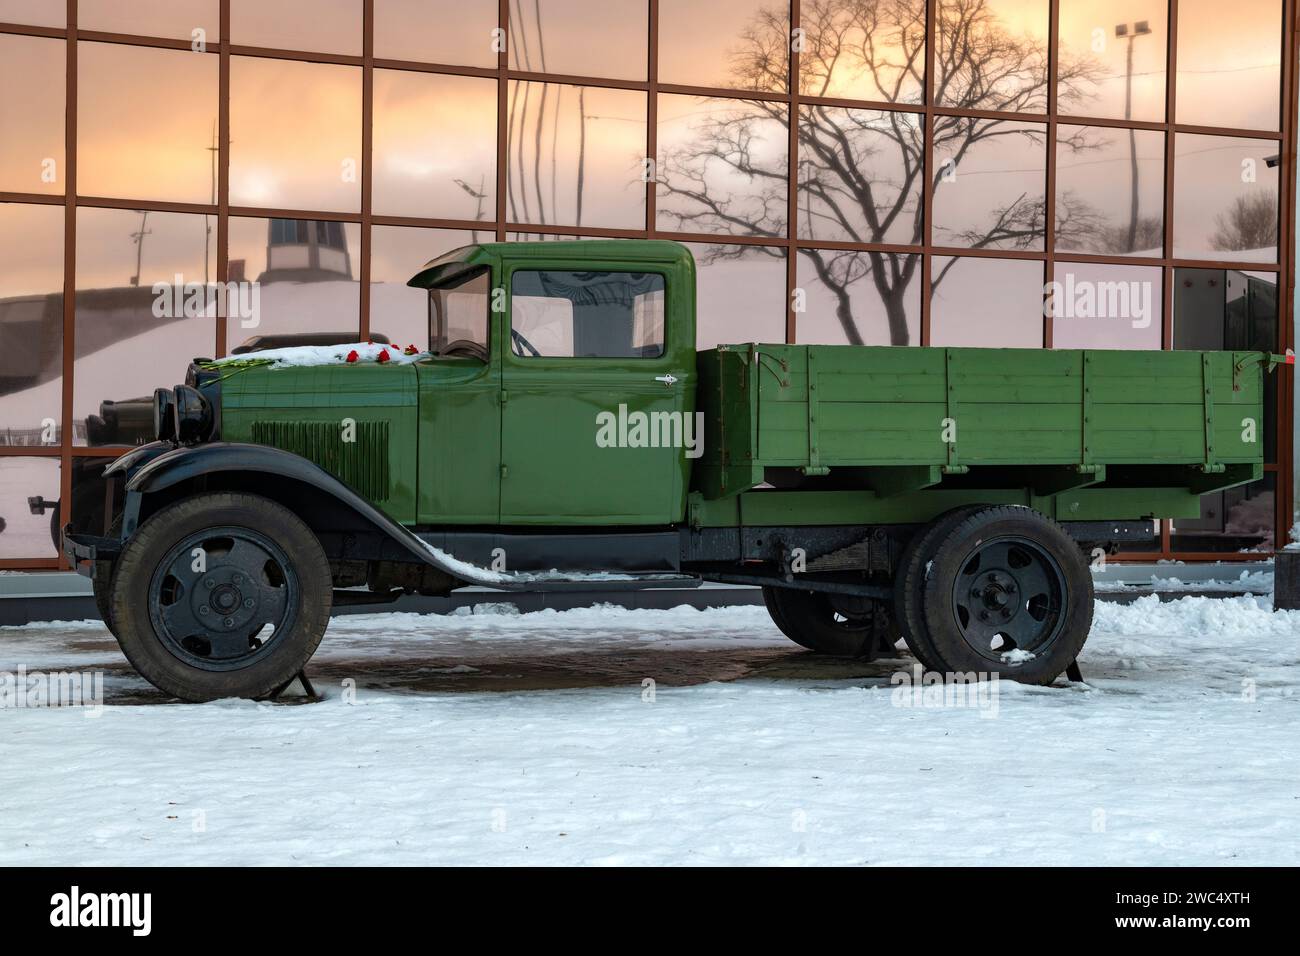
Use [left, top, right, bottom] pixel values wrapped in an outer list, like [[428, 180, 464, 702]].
[[110, 492, 332, 701], [893, 506, 986, 671], [762, 585, 893, 658], [920, 506, 1093, 684]]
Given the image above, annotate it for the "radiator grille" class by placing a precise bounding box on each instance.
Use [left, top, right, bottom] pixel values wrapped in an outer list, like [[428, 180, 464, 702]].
[[250, 419, 391, 502]]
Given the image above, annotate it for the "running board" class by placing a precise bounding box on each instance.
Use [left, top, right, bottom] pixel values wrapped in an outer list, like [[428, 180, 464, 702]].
[[409, 534, 699, 592]]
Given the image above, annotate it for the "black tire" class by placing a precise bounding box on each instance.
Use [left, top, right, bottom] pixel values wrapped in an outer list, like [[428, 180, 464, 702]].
[[91, 517, 123, 637], [761, 585, 892, 658], [92, 559, 117, 637], [110, 492, 332, 702], [893, 506, 986, 672], [920, 505, 1093, 685]]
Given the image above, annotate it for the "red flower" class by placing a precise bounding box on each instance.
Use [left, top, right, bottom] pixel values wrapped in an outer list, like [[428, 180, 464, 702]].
[[366, 339, 374, 346], [345, 350, 359, 363], [377, 349, 391, 364], [404, 344, 418, 356]]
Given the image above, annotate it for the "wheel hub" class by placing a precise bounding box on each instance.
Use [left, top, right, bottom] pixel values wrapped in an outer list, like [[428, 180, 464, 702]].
[[194, 570, 259, 629], [971, 571, 1018, 619]]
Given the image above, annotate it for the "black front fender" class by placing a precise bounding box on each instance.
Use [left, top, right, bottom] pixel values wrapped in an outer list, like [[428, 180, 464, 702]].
[[122, 441, 431, 562], [117, 442, 533, 589]]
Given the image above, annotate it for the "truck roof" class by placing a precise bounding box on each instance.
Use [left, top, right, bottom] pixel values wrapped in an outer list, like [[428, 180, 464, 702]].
[[407, 238, 694, 289]]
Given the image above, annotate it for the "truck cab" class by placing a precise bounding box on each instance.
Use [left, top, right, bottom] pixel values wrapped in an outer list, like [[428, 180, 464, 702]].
[[408, 240, 697, 526]]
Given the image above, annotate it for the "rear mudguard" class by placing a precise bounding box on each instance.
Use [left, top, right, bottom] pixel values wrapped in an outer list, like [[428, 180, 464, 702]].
[[105, 442, 685, 592]]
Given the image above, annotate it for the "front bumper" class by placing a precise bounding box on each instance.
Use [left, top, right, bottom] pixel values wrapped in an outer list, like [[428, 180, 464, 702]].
[[61, 524, 123, 578]]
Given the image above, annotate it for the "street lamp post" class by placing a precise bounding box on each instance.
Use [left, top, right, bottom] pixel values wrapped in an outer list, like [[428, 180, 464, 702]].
[[1116, 20, 1153, 253]]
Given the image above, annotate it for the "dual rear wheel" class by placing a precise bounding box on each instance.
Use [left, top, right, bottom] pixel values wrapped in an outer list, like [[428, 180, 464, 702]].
[[763, 505, 1093, 684]]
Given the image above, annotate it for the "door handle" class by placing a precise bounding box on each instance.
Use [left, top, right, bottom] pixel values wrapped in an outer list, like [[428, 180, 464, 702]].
[[654, 374, 678, 386]]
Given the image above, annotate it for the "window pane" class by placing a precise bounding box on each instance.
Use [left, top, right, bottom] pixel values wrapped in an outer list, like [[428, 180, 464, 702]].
[[370, 225, 477, 351], [74, 208, 216, 448], [80, 0, 219, 41], [1173, 134, 1279, 262], [230, 57, 362, 212], [509, 0, 648, 81], [684, 242, 785, 349], [226, 216, 360, 349], [0, 203, 63, 446], [1173, 267, 1277, 465], [800, 0, 924, 103], [508, 82, 646, 230], [1171, 474, 1275, 553], [230, 0, 362, 56], [0, 34, 64, 195], [796, 250, 920, 346], [1176, 0, 1282, 131], [932, 117, 1046, 251], [78, 43, 219, 204], [936, 0, 1050, 112], [0, 1, 63, 26], [657, 93, 787, 237], [1049, 263, 1162, 349], [375, 0, 497, 67], [1056, 0, 1167, 121], [1055, 125, 1163, 256], [510, 271, 666, 359], [658, 0, 789, 93], [931, 256, 1043, 347], [798, 105, 922, 244], [431, 268, 490, 354], [373, 70, 496, 221], [0, 458, 60, 560]]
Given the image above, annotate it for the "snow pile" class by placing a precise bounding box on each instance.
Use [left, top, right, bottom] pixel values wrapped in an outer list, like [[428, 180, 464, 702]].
[[207, 341, 429, 370], [1094, 569, 1274, 594]]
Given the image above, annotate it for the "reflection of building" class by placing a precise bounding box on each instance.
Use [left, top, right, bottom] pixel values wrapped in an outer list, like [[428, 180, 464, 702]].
[[261, 218, 354, 284]]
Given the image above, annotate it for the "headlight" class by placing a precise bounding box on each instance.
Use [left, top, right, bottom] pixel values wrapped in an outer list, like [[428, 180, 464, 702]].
[[153, 388, 177, 442], [172, 384, 213, 443]]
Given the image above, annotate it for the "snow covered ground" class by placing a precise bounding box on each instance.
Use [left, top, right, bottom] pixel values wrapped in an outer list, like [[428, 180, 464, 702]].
[[0, 597, 1297, 866]]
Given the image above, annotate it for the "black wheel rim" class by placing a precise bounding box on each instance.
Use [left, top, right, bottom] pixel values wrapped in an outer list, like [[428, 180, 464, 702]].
[[147, 526, 300, 672], [948, 535, 1067, 665]]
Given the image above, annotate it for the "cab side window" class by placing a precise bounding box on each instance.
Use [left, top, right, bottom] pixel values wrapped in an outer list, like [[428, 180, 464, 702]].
[[510, 270, 665, 358]]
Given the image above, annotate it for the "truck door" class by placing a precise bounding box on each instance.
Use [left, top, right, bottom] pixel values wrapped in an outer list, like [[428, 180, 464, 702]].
[[500, 265, 688, 525]]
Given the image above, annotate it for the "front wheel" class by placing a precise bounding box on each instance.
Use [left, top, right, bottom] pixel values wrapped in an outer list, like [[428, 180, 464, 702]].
[[762, 585, 894, 658], [110, 492, 332, 702]]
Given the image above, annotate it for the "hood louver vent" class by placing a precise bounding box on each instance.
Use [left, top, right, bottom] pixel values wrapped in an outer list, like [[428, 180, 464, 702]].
[[251, 420, 391, 503]]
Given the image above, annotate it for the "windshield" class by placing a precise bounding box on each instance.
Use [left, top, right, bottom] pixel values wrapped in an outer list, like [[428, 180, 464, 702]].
[[428, 266, 490, 356]]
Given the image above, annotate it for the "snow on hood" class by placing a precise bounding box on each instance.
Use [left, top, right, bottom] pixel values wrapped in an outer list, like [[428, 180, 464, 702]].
[[207, 341, 430, 369]]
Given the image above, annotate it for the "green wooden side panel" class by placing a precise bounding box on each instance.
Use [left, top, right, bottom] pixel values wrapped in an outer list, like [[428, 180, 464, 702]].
[[694, 344, 1271, 523]]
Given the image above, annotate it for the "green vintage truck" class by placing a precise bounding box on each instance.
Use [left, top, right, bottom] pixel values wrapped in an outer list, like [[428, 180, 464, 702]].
[[64, 240, 1281, 701]]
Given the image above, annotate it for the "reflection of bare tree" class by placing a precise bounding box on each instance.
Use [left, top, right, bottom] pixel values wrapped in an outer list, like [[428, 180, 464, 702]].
[[1211, 190, 1279, 253], [1100, 215, 1162, 256], [659, 0, 1105, 345]]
